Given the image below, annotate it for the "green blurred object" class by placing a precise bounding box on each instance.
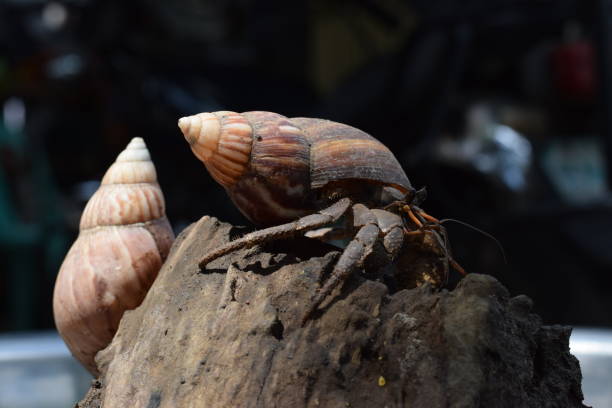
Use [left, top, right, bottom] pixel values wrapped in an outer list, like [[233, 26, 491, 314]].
[[0, 118, 69, 330]]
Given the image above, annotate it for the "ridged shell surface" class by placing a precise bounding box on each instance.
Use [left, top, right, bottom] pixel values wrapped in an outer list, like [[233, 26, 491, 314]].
[[227, 112, 313, 225], [180, 110, 413, 225], [290, 117, 413, 193], [53, 137, 174, 375], [178, 111, 253, 188]]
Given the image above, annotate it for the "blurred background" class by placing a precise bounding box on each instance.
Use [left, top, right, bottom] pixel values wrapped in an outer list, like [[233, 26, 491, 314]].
[[1, 0, 612, 406]]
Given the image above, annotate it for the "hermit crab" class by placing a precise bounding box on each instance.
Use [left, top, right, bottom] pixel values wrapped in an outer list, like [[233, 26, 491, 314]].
[[178, 111, 463, 323]]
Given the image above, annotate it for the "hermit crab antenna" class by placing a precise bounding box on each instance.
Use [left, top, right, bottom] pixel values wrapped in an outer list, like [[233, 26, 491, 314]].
[[432, 224, 466, 277], [438, 218, 508, 266], [413, 187, 428, 206]]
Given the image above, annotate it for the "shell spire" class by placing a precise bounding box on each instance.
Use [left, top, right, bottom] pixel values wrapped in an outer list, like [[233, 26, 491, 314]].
[[178, 111, 253, 188], [53, 137, 175, 375]]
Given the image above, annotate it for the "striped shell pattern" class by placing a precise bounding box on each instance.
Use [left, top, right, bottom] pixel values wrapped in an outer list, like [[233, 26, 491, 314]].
[[179, 111, 412, 225], [53, 137, 175, 375]]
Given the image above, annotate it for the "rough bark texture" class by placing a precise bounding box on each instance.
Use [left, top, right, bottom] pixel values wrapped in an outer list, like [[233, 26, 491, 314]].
[[78, 216, 587, 408]]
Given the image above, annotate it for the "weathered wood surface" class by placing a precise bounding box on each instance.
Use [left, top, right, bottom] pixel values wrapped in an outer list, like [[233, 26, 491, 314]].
[[78, 216, 586, 408]]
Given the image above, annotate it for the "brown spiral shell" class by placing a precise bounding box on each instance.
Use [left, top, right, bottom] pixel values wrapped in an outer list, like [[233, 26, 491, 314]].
[[52, 137, 175, 375], [290, 117, 412, 191], [178, 111, 412, 225]]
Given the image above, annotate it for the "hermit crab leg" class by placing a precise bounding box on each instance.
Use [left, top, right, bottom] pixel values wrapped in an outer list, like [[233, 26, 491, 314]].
[[302, 205, 381, 325], [403, 205, 424, 229], [198, 198, 352, 269], [430, 226, 467, 277], [416, 209, 440, 225], [449, 259, 466, 276]]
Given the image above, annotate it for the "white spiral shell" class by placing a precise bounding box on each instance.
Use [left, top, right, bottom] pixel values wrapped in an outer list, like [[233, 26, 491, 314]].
[[52, 137, 175, 375], [178, 111, 253, 188]]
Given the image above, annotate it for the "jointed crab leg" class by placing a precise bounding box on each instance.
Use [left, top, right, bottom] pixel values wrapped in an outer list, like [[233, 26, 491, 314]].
[[198, 198, 352, 269], [450, 258, 466, 275], [302, 206, 381, 325], [416, 209, 440, 224], [429, 226, 467, 277], [403, 205, 423, 228]]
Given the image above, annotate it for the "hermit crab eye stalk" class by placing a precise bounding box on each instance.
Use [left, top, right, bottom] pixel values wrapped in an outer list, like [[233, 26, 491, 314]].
[[413, 187, 427, 206]]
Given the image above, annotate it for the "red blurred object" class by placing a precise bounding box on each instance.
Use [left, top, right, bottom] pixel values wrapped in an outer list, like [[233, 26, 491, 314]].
[[551, 40, 597, 103]]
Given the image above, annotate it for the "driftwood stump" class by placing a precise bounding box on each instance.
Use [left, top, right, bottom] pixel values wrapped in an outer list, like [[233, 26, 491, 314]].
[[78, 216, 586, 408]]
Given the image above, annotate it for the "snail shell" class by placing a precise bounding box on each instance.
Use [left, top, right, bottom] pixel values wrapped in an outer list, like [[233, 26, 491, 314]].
[[179, 111, 412, 225], [52, 137, 175, 375]]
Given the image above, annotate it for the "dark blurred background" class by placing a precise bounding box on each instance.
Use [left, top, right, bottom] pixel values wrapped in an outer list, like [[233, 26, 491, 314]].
[[1, 0, 610, 333]]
